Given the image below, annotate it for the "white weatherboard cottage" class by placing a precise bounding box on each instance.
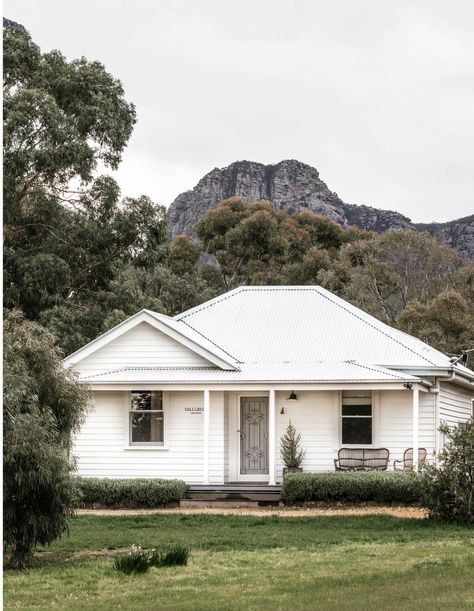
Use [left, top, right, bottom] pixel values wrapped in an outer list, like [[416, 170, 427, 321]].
[[67, 286, 474, 485]]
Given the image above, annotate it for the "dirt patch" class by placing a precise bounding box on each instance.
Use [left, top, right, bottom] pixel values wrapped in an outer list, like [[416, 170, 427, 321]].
[[76, 506, 428, 519]]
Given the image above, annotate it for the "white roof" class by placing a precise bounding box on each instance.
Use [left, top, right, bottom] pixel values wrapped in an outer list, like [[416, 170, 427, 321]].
[[67, 285, 472, 386], [175, 286, 453, 369], [78, 362, 420, 384]]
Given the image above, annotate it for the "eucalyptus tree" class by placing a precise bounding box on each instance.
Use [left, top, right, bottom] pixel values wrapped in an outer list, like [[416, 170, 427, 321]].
[[3, 26, 168, 352]]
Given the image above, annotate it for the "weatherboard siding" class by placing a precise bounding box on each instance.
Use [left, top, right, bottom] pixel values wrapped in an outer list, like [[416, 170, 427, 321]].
[[74, 390, 225, 483], [439, 382, 473, 425], [275, 391, 336, 477], [378, 390, 435, 465], [74, 388, 448, 481], [72, 322, 212, 376]]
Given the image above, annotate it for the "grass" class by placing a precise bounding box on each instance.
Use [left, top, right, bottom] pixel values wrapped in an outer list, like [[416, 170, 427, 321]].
[[4, 513, 474, 610]]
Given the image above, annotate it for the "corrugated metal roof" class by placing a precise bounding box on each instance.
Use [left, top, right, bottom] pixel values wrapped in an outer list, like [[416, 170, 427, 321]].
[[144, 310, 239, 367], [78, 361, 420, 384], [175, 286, 452, 369]]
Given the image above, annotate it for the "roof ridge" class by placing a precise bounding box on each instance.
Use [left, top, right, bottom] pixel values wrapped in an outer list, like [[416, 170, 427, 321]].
[[178, 285, 439, 366], [315, 288, 438, 366], [178, 319, 243, 363], [178, 286, 324, 320], [345, 361, 410, 380], [177, 287, 246, 320]]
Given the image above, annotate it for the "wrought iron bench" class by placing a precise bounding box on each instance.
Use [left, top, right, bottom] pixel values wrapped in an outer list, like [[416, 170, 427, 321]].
[[334, 448, 390, 471], [394, 448, 427, 471]]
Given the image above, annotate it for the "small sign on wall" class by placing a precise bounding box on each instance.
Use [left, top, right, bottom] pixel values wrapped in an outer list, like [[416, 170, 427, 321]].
[[185, 407, 204, 414]]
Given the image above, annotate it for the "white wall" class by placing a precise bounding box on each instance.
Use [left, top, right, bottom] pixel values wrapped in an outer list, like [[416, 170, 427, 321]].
[[439, 382, 473, 426], [74, 390, 225, 483], [275, 391, 336, 479], [75, 388, 443, 482], [378, 390, 435, 466], [73, 322, 212, 376]]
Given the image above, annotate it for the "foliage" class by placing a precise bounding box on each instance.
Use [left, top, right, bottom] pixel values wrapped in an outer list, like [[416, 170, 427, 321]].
[[77, 477, 188, 508], [280, 421, 305, 468], [3, 26, 170, 354], [420, 419, 474, 524], [114, 545, 153, 574], [154, 544, 189, 567], [398, 290, 474, 355], [281, 471, 421, 504], [342, 230, 461, 324], [193, 197, 347, 290], [3, 311, 90, 568], [114, 544, 189, 574]]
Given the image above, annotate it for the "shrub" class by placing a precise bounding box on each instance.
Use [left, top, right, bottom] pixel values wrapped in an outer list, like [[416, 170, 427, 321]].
[[151, 545, 189, 567], [114, 544, 189, 574], [115, 545, 152, 574], [281, 471, 421, 504], [420, 419, 473, 524], [77, 478, 188, 508], [3, 313, 89, 569], [280, 421, 305, 469]]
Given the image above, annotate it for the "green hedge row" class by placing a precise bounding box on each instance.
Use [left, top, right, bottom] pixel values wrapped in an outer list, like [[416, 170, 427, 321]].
[[76, 478, 188, 508], [281, 471, 421, 504]]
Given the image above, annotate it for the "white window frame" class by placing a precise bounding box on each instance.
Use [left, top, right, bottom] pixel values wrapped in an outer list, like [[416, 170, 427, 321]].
[[339, 391, 379, 447], [123, 391, 170, 450]]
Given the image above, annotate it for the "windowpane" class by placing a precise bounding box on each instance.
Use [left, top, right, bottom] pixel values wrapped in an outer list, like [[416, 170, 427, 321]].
[[130, 412, 164, 443], [342, 417, 372, 444], [342, 405, 372, 417], [131, 391, 163, 411]]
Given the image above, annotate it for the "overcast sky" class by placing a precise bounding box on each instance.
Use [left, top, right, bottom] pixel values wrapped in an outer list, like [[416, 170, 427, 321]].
[[5, 0, 474, 222]]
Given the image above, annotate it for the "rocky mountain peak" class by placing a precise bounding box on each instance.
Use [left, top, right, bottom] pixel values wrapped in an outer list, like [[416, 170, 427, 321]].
[[168, 159, 473, 259]]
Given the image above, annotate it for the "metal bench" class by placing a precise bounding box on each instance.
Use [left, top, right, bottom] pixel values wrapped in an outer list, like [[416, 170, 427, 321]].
[[394, 448, 427, 471], [334, 448, 390, 471]]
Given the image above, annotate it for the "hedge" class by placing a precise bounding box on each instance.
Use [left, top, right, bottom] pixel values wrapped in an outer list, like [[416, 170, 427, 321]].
[[76, 478, 188, 508], [281, 471, 421, 504]]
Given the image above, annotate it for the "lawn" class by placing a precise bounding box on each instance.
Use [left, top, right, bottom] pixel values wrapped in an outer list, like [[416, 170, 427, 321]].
[[4, 513, 474, 610]]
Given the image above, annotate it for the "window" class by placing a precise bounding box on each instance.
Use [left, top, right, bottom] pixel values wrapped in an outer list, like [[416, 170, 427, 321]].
[[129, 391, 164, 445], [341, 392, 372, 445]]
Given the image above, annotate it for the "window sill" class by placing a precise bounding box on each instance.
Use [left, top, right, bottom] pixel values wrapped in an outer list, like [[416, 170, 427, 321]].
[[123, 446, 169, 451]]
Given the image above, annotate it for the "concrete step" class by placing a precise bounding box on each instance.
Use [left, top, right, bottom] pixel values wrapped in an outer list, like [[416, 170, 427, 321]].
[[180, 500, 262, 508]]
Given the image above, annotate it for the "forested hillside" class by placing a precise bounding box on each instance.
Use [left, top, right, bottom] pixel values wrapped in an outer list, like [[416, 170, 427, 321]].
[[4, 24, 474, 363]]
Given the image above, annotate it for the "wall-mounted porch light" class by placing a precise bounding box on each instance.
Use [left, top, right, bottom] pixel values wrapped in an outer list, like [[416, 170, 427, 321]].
[[287, 391, 298, 401]]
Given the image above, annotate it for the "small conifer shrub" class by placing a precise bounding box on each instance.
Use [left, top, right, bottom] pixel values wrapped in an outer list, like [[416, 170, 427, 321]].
[[280, 421, 305, 469]]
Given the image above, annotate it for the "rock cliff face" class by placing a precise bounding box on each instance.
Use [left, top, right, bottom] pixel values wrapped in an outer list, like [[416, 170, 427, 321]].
[[414, 215, 474, 260], [3, 18, 26, 31], [169, 159, 473, 258]]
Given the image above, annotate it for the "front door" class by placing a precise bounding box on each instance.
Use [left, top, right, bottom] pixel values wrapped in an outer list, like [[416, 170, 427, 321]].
[[240, 397, 269, 476]]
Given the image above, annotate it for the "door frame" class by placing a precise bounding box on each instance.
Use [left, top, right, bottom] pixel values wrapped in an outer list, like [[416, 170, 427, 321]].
[[229, 392, 270, 482]]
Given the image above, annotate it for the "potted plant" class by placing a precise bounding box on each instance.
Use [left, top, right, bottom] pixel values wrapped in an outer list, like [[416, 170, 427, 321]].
[[280, 420, 305, 476]]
